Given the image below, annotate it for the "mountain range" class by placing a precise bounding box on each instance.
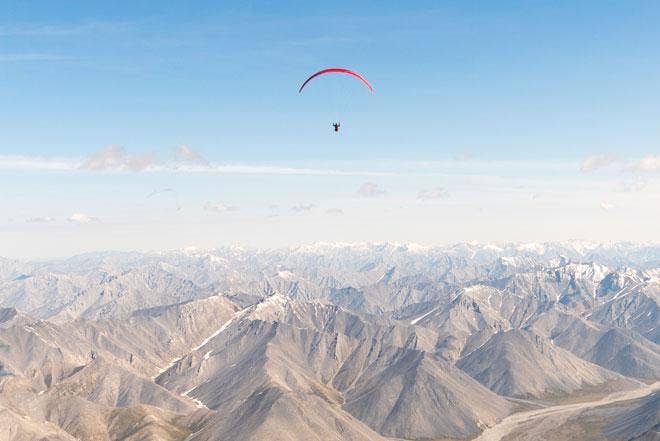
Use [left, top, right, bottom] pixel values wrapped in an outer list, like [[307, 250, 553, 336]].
[[0, 241, 658, 440]]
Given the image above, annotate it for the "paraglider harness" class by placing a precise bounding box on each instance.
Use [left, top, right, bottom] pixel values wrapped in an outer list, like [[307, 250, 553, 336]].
[[332, 122, 341, 132]]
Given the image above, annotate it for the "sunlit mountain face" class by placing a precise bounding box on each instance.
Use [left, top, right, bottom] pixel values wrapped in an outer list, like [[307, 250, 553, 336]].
[[0, 241, 657, 440]]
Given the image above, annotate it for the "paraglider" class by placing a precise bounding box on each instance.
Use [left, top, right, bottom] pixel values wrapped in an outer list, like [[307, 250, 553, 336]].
[[298, 68, 374, 93], [299, 67, 373, 132]]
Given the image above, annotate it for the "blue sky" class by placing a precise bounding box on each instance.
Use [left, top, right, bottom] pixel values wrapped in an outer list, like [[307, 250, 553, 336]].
[[1, 1, 659, 257]]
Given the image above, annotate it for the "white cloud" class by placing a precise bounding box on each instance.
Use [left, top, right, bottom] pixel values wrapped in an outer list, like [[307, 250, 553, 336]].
[[0, 155, 77, 171], [357, 182, 386, 197], [175, 145, 208, 165], [80, 145, 125, 170], [204, 202, 238, 213], [80, 145, 159, 172], [0, 154, 388, 176], [579, 154, 618, 172], [291, 203, 316, 213], [417, 187, 449, 201], [174, 163, 386, 176], [626, 154, 660, 173], [67, 213, 99, 224], [0, 155, 578, 177], [26, 216, 55, 223], [618, 177, 648, 192], [325, 208, 344, 215], [599, 201, 616, 212]]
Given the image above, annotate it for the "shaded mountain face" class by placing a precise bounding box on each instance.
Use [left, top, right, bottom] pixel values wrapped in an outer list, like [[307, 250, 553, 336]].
[[0, 242, 658, 440], [456, 329, 637, 400]]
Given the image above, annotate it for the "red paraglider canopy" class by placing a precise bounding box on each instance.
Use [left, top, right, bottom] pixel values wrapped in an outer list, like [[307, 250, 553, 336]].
[[298, 67, 374, 93]]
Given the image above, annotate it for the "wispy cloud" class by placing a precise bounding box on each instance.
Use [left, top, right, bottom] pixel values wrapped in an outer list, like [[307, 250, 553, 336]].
[[0, 53, 71, 62], [80, 145, 159, 172], [325, 208, 344, 215], [626, 154, 660, 173], [26, 216, 55, 223], [618, 177, 648, 192], [0, 154, 388, 176], [579, 154, 618, 172], [67, 213, 99, 224], [417, 187, 449, 201], [173, 163, 386, 176], [357, 182, 386, 197], [0, 153, 587, 177], [0, 155, 76, 171], [599, 201, 616, 212], [0, 21, 131, 37], [204, 202, 238, 213], [291, 203, 316, 213]]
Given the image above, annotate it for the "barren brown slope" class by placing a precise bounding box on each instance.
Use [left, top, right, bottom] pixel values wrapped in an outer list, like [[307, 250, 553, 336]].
[[45, 356, 194, 412], [457, 329, 637, 400], [156, 295, 512, 440], [159, 317, 388, 441], [585, 328, 660, 382], [530, 308, 660, 381], [0, 404, 76, 441], [42, 394, 194, 441], [187, 387, 388, 441], [413, 288, 511, 361], [604, 391, 659, 440], [343, 346, 511, 440]]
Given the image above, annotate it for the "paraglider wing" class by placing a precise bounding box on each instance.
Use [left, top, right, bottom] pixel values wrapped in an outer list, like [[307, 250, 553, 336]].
[[298, 68, 374, 93]]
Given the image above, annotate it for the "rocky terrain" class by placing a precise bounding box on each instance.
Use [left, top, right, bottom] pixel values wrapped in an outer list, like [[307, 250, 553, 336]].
[[0, 241, 658, 440]]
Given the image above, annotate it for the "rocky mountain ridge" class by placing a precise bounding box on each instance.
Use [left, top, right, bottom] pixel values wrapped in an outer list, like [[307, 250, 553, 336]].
[[0, 242, 658, 440]]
